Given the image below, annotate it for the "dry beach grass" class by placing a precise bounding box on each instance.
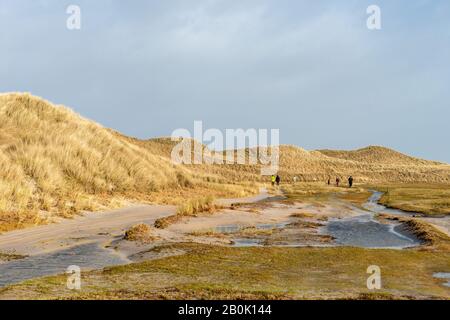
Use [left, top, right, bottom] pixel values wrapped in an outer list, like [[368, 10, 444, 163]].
[[0, 92, 449, 233], [0, 93, 256, 232]]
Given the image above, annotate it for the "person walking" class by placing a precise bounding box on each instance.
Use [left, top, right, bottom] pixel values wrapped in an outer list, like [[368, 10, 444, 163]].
[[327, 177, 331, 185], [348, 176, 354, 188], [271, 175, 276, 186], [275, 175, 281, 186], [336, 177, 340, 187]]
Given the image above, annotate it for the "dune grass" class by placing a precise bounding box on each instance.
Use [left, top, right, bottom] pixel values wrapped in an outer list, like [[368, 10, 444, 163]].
[[176, 196, 217, 216], [0, 94, 258, 232], [0, 94, 189, 230], [0, 92, 449, 232], [154, 196, 221, 229], [123, 223, 156, 243], [142, 139, 450, 185]]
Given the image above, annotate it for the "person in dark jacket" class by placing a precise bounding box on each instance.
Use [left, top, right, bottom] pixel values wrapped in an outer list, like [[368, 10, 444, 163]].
[[348, 176, 354, 188], [336, 177, 340, 187], [275, 175, 281, 186]]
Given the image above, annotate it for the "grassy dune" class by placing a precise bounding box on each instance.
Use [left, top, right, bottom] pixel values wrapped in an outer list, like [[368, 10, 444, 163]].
[[318, 146, 443, 166], [143, 139, 450, 184], [0, 93, 256, 231], [277, 145, 450, 184]]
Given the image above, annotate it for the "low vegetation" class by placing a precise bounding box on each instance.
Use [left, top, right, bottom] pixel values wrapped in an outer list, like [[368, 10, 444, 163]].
[[1, 183, 449, 300], [282, 182, 371, 207], [402, 219, 450, 250], [1, 243, 449, 300], [188, 229, 224, 237], [373, 184, 450, 216], [123, 223, 156, 243], [154, 197, 220, 229], [290, 212, 315, 218], [176, 196, 217, 216], [378, 214, 450, 251], [0, 252, 24, 262]]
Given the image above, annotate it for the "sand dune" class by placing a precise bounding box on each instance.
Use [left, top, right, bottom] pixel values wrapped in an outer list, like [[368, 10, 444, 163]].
[[318, 146, 443, 166], [142, 139, 450, 183], [0, 93, 449, 231]]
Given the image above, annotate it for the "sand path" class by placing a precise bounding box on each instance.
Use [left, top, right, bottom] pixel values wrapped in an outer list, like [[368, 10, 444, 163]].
[[0, 190, 272, 257]]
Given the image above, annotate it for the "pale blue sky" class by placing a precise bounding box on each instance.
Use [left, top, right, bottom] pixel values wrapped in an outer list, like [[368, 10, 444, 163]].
[[1, 0, 449, 162]]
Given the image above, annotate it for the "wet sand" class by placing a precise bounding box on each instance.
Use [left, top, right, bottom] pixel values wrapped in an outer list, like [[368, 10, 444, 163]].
[[0, 205, 175, 256]]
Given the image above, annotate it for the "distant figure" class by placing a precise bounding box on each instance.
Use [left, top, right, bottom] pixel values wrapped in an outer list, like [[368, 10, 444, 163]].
[[348, 176, 354, 188], [336, 177, 340, 187], [271, 175, 276, 186], [327, 177, 331, 185], [275, 175, 281, 186]]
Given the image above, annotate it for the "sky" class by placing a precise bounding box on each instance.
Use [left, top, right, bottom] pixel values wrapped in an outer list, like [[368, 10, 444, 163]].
[[1, 0, 449, 162]]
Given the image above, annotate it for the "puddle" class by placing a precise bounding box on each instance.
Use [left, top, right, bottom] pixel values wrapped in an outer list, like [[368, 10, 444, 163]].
[[433, 273, 450, 287], [216, 222, 291, 247], [232, 239, 263, 247], [215, 225, 242, 233], [218, 192, 424, 249], [325, 214, 420, 248], [321, 191, 428, 248], [256, 222, 290, 230], [215, 222, 289, 234], [262, 195, 286, 202], [363, 191, 420, 217], [0, 242, 129, 287]]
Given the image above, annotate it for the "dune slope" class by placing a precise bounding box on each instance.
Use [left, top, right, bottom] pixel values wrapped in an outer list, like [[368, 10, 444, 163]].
[[0, 93, 202, 230], [0, 93, 449, 231]]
